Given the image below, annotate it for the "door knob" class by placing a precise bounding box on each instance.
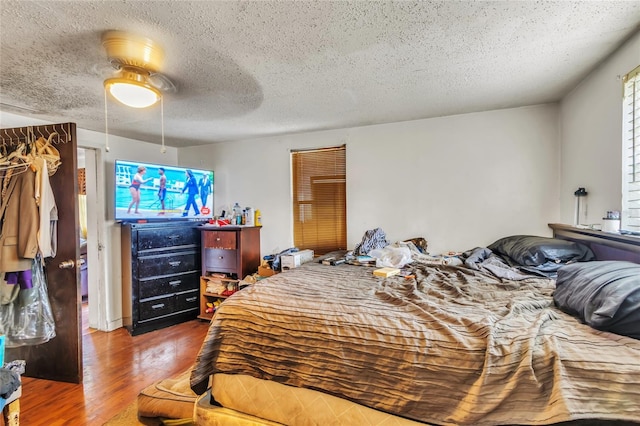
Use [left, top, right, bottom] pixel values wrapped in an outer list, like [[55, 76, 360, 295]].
[[59, 258, 86, 269], [59, 260, 76, 269]]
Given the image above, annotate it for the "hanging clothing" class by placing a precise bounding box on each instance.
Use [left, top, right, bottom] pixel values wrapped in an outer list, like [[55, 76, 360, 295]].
[[0, 135, 59, 347], [33, 158, 58, 258], [1, 255, 56, 347], [4, 270, 33, 289], [0, 167, 39, 272], [0, 280, 19, 305]]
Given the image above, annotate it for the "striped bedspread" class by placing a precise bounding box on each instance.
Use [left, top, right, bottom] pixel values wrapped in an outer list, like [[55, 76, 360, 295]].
[[191, 260, 640, 425]]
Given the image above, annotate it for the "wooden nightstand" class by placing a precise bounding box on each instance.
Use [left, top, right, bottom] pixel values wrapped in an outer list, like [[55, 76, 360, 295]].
[[198, 226, 261, 319]]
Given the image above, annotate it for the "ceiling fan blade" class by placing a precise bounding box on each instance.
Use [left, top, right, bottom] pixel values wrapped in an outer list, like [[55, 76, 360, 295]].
[[148, 73, 177, 93], [89, 62, 120, 80]]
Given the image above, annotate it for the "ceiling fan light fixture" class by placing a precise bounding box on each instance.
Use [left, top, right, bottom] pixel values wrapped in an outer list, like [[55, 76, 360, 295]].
[[104, 70, 161, 108]]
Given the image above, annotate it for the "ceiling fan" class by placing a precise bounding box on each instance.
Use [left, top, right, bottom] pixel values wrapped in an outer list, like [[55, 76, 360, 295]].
[[101, 30, 176, 108]]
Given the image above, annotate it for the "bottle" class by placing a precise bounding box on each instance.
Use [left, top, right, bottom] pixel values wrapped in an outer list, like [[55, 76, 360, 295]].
[[232, 203, 242, 225], [245, 207, 254, 226], [255, 209, 262, 227]]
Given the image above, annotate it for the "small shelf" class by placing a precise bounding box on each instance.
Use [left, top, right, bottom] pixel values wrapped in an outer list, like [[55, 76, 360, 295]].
[[549, 223, 640, 263], [199, 276, 239, 320], [549, 223, 640, 248], [197, 313, 213, 321]]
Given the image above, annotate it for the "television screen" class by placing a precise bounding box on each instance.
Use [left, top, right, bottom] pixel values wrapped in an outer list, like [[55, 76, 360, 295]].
[[114, 159, 214, 221]]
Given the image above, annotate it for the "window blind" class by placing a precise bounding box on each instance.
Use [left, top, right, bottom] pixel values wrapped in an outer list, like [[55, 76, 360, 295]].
[[291, 146, 346, 255], [623, 65, 640, 230]]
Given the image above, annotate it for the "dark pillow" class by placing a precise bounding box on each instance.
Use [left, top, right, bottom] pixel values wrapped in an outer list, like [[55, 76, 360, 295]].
[[554, 261, 640, 339], [488, 235, 594, 272]]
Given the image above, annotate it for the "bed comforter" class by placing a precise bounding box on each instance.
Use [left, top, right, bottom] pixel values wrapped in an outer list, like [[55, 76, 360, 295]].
[[191, 260, 640, 425]]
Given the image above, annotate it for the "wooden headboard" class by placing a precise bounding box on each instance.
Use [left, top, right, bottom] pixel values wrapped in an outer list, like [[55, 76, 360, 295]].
[[549, 223, 640, 264]]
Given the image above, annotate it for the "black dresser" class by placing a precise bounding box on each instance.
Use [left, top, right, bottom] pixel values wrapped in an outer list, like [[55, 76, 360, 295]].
[[121, 221, 202, 335]]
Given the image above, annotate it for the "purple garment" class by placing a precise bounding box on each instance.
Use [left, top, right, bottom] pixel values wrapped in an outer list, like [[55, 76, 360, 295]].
[[4, 270, 33, 289]]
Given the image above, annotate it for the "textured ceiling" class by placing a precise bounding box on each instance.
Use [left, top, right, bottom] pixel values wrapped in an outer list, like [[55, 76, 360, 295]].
[[1, 1, 639, 148]]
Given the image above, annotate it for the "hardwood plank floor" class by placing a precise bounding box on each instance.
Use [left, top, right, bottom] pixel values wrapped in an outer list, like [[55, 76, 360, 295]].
[[18, 304, 210, 425]]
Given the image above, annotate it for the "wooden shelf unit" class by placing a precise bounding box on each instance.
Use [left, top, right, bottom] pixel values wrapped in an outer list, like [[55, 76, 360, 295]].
[[198, 226, 261, 319]]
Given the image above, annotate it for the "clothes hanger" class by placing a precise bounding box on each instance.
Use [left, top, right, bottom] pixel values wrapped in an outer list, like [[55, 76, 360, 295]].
[[35, 133, 61, 176], [46, 132, 58, 148], [60, 124, 68, 143], [11, 128, 20, 145], [7, 143, 26, 161], [0, 129, 31, 171]]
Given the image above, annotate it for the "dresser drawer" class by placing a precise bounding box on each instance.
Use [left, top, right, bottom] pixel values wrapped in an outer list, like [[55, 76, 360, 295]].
[[139, 296, 175, 320], [138, 251, 199, 277], [138, 271, 200, 299], [204, 248, 237, 271], [137, 227, 199, 251], [202, 231, 236, 249], [175, 290, 199, 311]]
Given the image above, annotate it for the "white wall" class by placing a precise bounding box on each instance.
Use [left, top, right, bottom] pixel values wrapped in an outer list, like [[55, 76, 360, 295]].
[[180, 104, 560, 255], [560, 31, 640, 226], [0, 111, 179, 330]]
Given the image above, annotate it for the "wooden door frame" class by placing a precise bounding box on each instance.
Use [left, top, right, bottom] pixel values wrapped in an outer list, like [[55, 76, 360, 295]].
[[81, 147, 108, 330]]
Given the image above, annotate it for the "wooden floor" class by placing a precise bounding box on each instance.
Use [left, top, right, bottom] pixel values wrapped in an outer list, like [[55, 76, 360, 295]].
[[18, 304, 210, 425]]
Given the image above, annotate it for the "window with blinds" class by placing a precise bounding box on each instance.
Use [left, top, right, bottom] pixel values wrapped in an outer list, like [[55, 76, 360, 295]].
[[623, 65, 640, 231], [291, 146, 346, 255]]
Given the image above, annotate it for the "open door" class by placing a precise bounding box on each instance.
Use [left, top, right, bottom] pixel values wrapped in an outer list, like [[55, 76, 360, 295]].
[[1, 123, 82, 383]]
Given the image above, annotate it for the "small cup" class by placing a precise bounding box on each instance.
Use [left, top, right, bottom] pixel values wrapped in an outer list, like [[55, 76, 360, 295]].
[[602, 218, 621, 233]]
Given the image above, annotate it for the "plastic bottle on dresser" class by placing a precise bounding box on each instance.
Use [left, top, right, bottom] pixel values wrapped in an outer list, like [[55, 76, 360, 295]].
[[245, 207, 254, 226], [254, 209, 262, 227], [232, 202, 242, 225]]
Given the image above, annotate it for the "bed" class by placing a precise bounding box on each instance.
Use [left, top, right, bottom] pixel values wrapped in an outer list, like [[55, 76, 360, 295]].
[[190, 230, 640, 426]]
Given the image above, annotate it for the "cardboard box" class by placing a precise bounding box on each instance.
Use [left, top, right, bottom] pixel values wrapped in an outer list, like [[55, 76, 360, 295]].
[[281, 249, 314, 270]]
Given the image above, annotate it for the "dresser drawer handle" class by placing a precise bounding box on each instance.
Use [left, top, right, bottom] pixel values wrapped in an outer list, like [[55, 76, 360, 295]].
[[169, 280, 182, 286], [151, 303, 165, 310], [218, 256, 224, 259], [169, 261, 181, 267], [216, 237, 221, 241], [168, 235, 179, 240], [185, 297, 197, 302]]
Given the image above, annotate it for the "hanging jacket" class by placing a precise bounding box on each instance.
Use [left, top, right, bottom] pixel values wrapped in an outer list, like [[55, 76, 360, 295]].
[[0, 167, 39, 272]]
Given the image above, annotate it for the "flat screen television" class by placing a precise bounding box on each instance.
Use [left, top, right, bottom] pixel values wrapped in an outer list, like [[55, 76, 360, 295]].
[[114, 159, 214, 222]]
